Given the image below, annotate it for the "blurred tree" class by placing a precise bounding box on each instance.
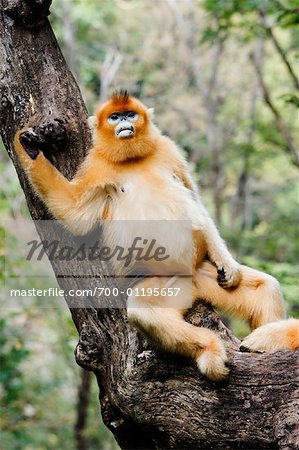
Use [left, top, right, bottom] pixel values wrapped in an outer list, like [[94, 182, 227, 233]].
[[0, 314, 30, 447], [75, 369, 91, 450], [202, 0, 299, 167]]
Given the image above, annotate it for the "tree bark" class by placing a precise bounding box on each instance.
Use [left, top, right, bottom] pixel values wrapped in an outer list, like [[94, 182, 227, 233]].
[[0, 2, 298, 449]]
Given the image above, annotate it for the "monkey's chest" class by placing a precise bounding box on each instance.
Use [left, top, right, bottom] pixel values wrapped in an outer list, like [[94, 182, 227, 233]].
[[101, 171, 200, 274], [111, 171, 199, 222]]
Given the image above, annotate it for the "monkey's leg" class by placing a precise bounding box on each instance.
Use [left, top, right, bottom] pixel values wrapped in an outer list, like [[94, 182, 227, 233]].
[[240, 318, 299, 352], [194, 261, 285, 330], [127, 277, 229, 381]]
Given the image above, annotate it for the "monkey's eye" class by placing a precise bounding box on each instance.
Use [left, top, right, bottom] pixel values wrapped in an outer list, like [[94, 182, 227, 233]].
[[126, 111, 138, 122], [108, 113, 120, 124]]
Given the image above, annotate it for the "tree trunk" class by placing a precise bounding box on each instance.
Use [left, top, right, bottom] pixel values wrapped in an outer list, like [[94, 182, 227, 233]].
[[0, 2, 298, 449], [75, 369, 91, 450], [231, 41, 263, 234]]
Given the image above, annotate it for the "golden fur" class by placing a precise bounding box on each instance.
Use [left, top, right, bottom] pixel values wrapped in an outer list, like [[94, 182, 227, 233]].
[[14, 92, 298, 381]]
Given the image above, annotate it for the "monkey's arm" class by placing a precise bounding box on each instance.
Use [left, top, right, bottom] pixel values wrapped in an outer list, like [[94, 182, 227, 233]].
[[14, 129, 109, 235], [198, 206, 241, 287], [173, 153, 241, 288], [162, 138, 200, 197]]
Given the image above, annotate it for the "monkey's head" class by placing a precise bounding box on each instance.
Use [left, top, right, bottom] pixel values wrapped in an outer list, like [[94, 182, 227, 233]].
[[93, 90, 157, 162]]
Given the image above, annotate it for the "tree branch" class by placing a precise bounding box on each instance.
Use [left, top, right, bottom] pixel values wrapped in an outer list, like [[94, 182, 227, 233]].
[[250, 51, 299, 168], [258, 9, 299, 91]]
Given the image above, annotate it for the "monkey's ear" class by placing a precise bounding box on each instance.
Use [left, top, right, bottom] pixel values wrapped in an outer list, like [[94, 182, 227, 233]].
[[88, 115, 98, 130], [148, 108, 155, 119]]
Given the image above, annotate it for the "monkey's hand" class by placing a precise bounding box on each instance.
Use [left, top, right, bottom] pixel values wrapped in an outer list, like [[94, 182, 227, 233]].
[[19, 119, 67, 160], [19, 129, 41, 160], [216, 261, 241, 289]]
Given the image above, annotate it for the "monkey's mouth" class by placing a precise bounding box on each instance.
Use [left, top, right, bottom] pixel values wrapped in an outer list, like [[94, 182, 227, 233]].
[[116, 125, 134, 138]]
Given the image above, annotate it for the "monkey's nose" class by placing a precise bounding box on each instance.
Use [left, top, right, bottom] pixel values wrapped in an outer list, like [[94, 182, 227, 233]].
[[116, 122, 134, 138]]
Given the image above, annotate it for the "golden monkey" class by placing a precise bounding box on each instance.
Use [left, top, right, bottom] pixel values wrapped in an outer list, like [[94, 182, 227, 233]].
[[14, 90, 298, 381]]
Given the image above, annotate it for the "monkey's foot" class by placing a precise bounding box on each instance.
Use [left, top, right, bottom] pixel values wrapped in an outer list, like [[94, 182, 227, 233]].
[[240, 319, 299, 353], [197, 340, 229, 381], [20, 119, 67, 159], [216, 263, 241, 289]]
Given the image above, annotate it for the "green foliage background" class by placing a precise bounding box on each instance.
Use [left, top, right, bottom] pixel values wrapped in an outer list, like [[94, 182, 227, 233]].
[[0, 0, 298, 449]]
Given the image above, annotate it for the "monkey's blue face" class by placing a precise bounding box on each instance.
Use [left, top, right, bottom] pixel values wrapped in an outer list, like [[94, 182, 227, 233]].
[[108, 110, 139, 139]]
